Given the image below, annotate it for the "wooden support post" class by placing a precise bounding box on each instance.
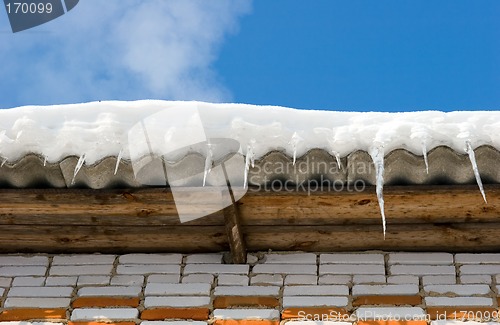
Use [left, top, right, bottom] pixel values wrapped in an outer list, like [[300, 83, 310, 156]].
[[221, 162, 247, 264], [223, 203, 247, 264]]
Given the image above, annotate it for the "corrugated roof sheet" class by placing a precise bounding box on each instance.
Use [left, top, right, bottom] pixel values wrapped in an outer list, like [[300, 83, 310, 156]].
[[0, 145, 498, 189]]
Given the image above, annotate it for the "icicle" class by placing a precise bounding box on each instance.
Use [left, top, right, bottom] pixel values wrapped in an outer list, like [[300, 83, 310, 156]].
[[243, 141, 255, 190], [1, 157, 6, 167], [71, 154, 86, 185], [203, 142, 213, 187], [43, 155, 47, 167], [421, 143, 429, 174], [289, 132, 302, 166], [369, 145, 386, 238], [333, 151, 343, 172], [465, 140, 487, 203], [114, 149, 123, 175]]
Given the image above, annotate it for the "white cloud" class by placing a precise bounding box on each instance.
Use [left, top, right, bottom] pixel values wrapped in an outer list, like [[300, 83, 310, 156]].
[[0, 0, 252, 107]]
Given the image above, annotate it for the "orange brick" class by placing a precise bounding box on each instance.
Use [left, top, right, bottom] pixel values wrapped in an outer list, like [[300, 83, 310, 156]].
[[69, 322, 136, 325], [141, 308, 209, 320], [353, 295, 422, 306], [282, 307, 349, 319], [213, 296, 279, 308], [427, 307, 497, 320], [72, 297, 140, 308], [0, 308, 67, 321], [358, 321, 427, 325], [213, 321, 279, 325]]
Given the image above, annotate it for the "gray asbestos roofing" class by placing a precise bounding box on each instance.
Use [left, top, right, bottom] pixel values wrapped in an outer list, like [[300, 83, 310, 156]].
[[0, 145, 498, 189]]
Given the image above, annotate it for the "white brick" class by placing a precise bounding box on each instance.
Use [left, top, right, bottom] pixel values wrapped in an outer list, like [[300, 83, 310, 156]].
[[353, 284, 419, 296], [184, 264, 249, 275], [4, 297, 71, 308], [77, 275, 110, 285], [318, 275, 351, 284], [181, 274, 214, 284], [52, 255, 115, 265], [213, 309, 280, 320], [78, 286, 142, 296], [144, 296, 210, 308], [320, 264, 385, 275], [70, 308, 138, 320], [148, 274, 180, 283], [214, 285, 279, 296], [460, 275, 491, 284], [8, 286, 73, 297], [352, 275, 386, 284], [119, 253, 182, 264], [0, 255, 48, 266], [460, 264, 500, 274], [283, 296, 348, 308], [111, 275, 144, 286], [0, 288, 4, 296], [45, 276, 77, 286], [321, 253, 384, 265], [285, 274, 317, 285], [455, 253, 500, 264], [253, 264, 316, 275], [425, 297, 494, 306], [422, 275, 456, 285], [0, 277, 12, 287], [50, 265, 112, 276], [185, 254, 223, 264], [389, 253, 453, 265], [264, 253, 317, 264], [12, 276, 45, 286], [251, 274, 283, 286], [145, 283, 211, 296], [356, 307, 426, 319], [390, 265, 455, 275], [217, 274, 248, 286], [117, 264, 180, 274], [142, 322, 207, 325], [387, 275, 419, 285], [425, 284, 491, 296], [284, 285, 348, 296], [0, 266, 46, 277]]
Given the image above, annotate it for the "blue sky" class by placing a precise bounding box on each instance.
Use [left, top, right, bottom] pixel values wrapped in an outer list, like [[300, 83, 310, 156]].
[[1, 0, 499, 111]]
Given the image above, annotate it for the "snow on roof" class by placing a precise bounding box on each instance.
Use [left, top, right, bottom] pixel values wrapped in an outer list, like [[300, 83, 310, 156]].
[[1, 100, 499, 164]]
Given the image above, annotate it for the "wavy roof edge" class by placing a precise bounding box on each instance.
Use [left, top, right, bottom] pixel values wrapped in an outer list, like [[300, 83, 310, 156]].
[[0, 145, 498, 189]]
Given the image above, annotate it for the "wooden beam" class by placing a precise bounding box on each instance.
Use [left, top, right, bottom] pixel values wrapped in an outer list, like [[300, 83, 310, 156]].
[[244, 222, 500, 252], [0, 184, 497, 253]]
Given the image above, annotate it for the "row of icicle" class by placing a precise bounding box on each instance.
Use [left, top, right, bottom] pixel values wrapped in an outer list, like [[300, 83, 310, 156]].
[[0, 135, 489, 237]]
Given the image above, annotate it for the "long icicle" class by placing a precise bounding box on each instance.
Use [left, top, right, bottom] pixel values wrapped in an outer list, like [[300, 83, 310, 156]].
[[290, 132, 302, 166], [243, 142, 255, 190], [370, 145, 386, 238], [466, 140, 487, 203], [422, 142, 429, 174], [114, 149, 123, 175], [203, 141, 213, 187], [72, 154, 86, 185]]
